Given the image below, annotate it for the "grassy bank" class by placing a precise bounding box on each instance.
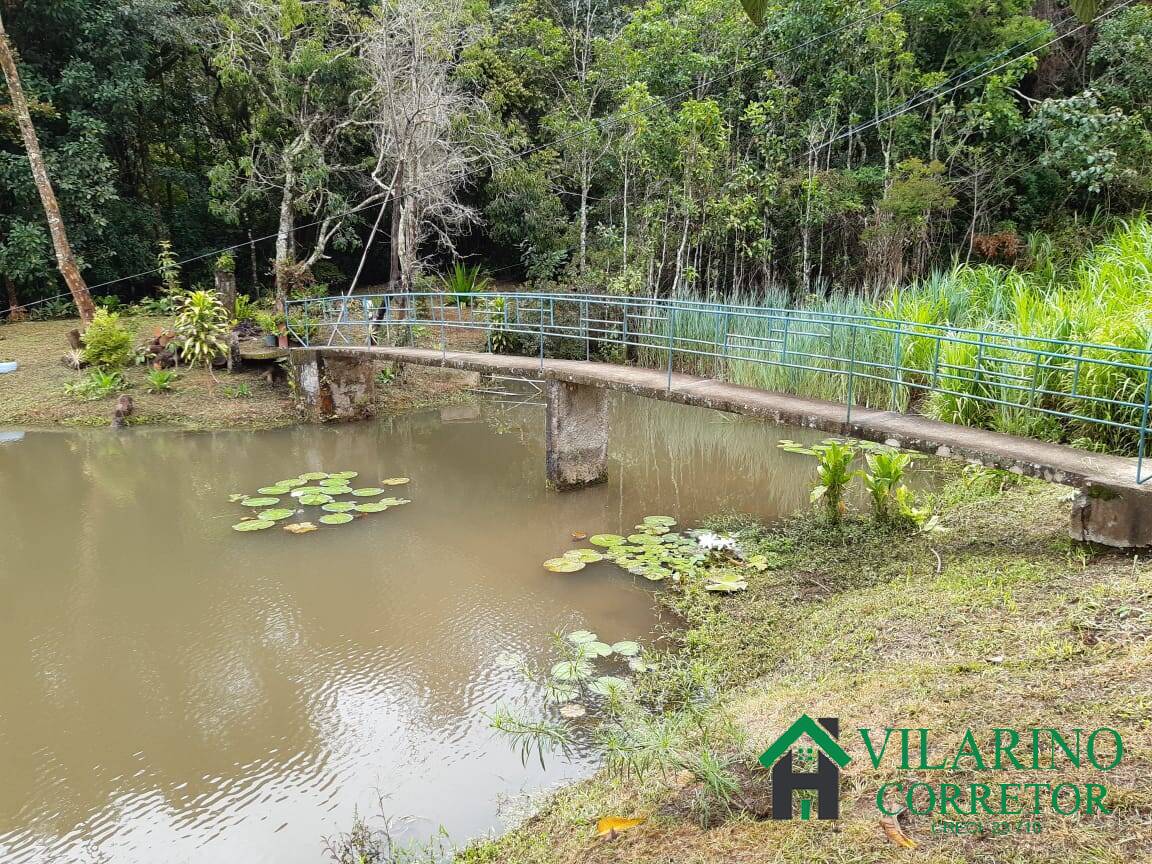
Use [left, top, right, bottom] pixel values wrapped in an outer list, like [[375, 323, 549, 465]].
[[459, 469, 1152, 864], [0, 317, 477, 429]]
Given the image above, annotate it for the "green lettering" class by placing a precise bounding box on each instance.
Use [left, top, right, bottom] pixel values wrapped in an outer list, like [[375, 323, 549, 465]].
[[918, 728, 946, 770], [993, 729, 1025, 770], [951, 729, 988, 770], [1087, 728, 1123, 770], [1000, 783, 1022, 815], [859, 728, 893, 768], [972, 783, 995, 814], [1086, 784, 1110, 814]]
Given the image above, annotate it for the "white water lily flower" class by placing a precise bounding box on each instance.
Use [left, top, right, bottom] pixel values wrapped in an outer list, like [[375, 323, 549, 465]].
[[696, 531, 738, 552]]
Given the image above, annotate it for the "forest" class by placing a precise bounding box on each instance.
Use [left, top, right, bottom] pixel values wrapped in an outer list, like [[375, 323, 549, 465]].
[[0, 0, 1150, 316]]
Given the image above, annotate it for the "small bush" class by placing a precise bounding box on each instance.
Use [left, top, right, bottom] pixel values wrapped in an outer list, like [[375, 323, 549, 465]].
[[64, 368, 127, 401], [174, 290, 229, 369], [811, 441, 855, 521], [145, 368, 178, 393], [81, 309, 135, 369]]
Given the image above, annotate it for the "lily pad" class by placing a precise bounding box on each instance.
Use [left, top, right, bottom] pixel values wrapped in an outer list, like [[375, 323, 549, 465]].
[[283, 522, 318, 534], [241, 497, 280, 507], [354, 502, 390, 513], [382, 477, 410, 485], [543, 558, 585, 573], [578, 641, 613, 658], [350, 487, 385, 497], [298, 472, 329, 481], [277, 478, 307, 488], [257, 508, 296, 521], [705, 575, 748, 592], [320, 486, 353, 496], [319, 513, 355, 525], [566, 630, 599, 645], [563, 548, 604, 563], [589, 534, 626, 547], [298, 493, 333, 506], [319, 477, 350, 487], [292, 486, 331, 496], [588, 676, 629, 696], [610, 641, 641, 657], [550, 660, 593, 681], [233, 519, 275, 531], [330, 471, 359, 480], [643, 516, 676, 527], [322, 501, 358, 513], [257, 486, 291, 496]]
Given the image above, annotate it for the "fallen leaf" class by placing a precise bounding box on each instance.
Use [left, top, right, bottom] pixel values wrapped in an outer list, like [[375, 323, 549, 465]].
[[283, 522, 319, 534], [595, 816, 646, 838], [879, 814, 917, 849], [571, 531, 588, 540]]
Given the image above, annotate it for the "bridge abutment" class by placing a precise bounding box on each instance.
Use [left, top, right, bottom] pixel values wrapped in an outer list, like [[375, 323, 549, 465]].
[[291, 349, 377, 422], [545, 380, 609, 490], [1070, 483, 1152, 548]]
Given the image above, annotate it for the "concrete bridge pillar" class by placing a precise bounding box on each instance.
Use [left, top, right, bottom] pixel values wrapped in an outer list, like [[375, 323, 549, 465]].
[[545, 380, 609, 490], [291, 349, 376, 422]]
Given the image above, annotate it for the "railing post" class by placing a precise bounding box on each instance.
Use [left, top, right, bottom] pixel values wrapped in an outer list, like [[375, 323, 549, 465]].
[[890, 324, 903, 412], [539, 298, 545, 371], [666, 306, 677, 391], [1139, 343, 1152, 484], [845, 325, 858, 425], [364, 299, 373, 346], [584, 299, 590, 362], [439, 292, 447, 357]]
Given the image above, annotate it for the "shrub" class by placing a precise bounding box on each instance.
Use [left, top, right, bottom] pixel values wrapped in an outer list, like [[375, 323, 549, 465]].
[[440, 261, 490, 306], [860, 450, 912, 522], [81, 309, 135, 369], [174, 290, 230, 369]]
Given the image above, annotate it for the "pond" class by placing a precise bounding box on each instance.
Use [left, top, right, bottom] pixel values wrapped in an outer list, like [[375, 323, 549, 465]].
[[0, 393, 866, 863]]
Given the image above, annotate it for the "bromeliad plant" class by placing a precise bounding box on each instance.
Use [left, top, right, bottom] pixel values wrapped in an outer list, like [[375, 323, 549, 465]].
[[441, 261, 490, 306]]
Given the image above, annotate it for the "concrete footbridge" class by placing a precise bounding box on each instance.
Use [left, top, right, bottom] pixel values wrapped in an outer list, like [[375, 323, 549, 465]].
[[286, 291, 1152, 549]]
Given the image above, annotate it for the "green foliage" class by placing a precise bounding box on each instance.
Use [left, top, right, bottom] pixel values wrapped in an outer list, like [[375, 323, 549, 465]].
[[810, 442, 855, 521], [440, 262, 491, 306], [174, 290, 230, 369], [145, 368, 178, 394], [233, 295, 259, 325], [157, 241, 181, 295], [64, 368, 127, 400], [860, 451, 911, 522], [220, 383, 252, 399], [81, 310, 135, 369]]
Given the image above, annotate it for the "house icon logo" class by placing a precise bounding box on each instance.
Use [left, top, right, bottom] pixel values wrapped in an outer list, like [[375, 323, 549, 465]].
[[758, 715, 851, 820]]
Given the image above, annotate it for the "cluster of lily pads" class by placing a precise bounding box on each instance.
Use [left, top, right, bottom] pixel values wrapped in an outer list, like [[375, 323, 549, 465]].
[[230, 470, 412, 533], [543, 515, 768, 593], [777, 436, 892, 456], [547, 630, 649, 716]]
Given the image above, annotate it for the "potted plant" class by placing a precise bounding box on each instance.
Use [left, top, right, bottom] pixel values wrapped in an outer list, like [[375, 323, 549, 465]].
[[254, 311, 279, 347]]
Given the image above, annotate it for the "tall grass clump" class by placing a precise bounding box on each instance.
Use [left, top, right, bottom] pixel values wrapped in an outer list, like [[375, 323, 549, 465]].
[[665, 217, 1152, 455]]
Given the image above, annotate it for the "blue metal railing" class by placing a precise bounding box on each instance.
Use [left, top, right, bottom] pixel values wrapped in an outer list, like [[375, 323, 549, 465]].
[[286, 291, 1152, 483]]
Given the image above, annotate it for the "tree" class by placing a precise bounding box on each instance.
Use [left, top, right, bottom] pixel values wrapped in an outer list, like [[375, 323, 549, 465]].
[[0, 8, 95, 323], [210, 0, 384, 345], [362, 0, 501, 297]]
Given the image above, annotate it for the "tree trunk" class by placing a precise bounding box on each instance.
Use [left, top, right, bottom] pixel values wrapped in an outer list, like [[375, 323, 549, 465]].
[[0, 11, 95, 324], [4, 275, 24, 320], [274, 173, 295, 348]]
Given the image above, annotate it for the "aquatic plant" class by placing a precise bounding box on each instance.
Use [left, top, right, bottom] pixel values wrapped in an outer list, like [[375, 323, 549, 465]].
[[227, 469, 414, 536], [810, 441, 856, 520], [860, 450, 913, 522]]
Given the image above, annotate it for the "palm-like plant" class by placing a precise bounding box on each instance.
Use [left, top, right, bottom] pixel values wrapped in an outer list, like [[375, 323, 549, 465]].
[[174, 290, 230, 370]]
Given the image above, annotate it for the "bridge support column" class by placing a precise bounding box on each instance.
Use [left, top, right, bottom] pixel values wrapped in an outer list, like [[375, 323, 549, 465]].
[[290, 349, 376, 422], [545, 380, 608, 490], [1070, 483, 1152, 549]]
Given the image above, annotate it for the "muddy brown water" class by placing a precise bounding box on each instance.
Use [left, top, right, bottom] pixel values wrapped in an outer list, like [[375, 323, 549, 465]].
[[0, 394, 905, 863]]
